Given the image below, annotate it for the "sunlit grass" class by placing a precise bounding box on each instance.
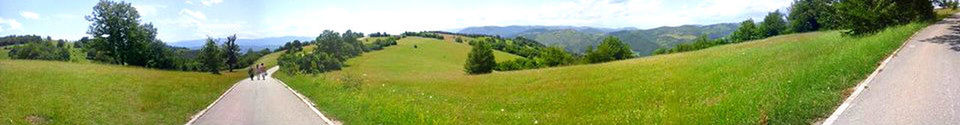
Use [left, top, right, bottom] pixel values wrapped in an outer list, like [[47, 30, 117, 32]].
[[276, 22, 928, 124], [0, 60, 246, 124]]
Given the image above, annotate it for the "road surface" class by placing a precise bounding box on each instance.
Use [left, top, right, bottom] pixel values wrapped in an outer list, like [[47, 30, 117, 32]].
[[827, 13, 960, 124], [188, 67, 333, 125]]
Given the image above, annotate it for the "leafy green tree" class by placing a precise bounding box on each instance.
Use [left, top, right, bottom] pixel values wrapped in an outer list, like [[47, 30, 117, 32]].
[[729, 19, 761, 42], [759, 10, 788, 37], [8, 41, 70, 61], [585, 36, 634, 63], [835, 0, 933, 35], [465, 41, 496, 74], [536, 46, 574, 67], [223, 34, 240, 72], [788, 0, 837, 33], [86, 0, 171, 68], [198, 38, 223, 74]]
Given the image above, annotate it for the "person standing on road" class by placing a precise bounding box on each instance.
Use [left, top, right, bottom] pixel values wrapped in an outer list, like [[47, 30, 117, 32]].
[[248, 66, 255, 80], [259, 63, 267, 80]]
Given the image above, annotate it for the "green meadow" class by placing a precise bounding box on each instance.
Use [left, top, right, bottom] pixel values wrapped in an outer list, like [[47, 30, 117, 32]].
[[0, 60, 248, 124], [276, 23, 929, 124]]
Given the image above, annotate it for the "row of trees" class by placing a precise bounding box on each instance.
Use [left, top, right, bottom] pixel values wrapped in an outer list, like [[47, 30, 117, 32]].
[[401, 31, 444, 39], [467, 36, 634, 74], [7, 39, 72, 61], [278, 30, 392, 74], [654, 0, 939, 55], [0, 35, 44, 46]]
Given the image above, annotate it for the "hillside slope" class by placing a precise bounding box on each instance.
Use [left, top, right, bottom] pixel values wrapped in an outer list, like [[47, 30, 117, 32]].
[[276, 22, 927, 124], [458, 24, 738, 55]]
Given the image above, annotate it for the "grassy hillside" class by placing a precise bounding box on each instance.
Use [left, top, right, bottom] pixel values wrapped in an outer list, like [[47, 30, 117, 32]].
[[0, 60, 249, 124], [277, 22, 928, 124]]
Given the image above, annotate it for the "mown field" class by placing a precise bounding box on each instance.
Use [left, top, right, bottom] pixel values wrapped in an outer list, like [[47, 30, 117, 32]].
[[0, 59, 249, 124], [276, 22, 930, 124]]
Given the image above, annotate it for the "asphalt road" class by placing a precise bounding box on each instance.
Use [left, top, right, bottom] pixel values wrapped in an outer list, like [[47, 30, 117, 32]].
[[189, 67, 330, 125], [828, 13, 960, 124]]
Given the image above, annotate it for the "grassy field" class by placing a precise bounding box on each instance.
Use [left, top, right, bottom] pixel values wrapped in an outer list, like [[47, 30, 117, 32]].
[[0, 60, 247, 124], [275, 22, 930, 124]]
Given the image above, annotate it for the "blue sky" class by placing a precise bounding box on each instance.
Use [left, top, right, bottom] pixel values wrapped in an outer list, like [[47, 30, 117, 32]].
[[0, 0, 792, 42]]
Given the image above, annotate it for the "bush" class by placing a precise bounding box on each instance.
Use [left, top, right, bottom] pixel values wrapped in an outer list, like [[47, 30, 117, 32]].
[[835, 0, 933, 35], [278, 52, 342, 74], [7, 41, 71, 61], [495, 58, 541, 71], [584, 36, 634, 63], [464, 41, 496, 74]]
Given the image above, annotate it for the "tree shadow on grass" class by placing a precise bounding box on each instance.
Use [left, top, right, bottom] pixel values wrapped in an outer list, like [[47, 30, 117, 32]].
[[919, 25, 960, 51]]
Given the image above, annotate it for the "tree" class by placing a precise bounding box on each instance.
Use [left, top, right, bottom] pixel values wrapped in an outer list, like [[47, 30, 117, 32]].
[[759, 10, 788, 37], [835, 0, 933, 35], [788, 0, 836, 33], [199, 38, 223, 74], [585, 36, 634, 63], [729, 19, 761, 42], [223, 34, 240, 72], [465, 41, 496, 74], [536, 46, 574, 67], [86, 0, 169, 67]]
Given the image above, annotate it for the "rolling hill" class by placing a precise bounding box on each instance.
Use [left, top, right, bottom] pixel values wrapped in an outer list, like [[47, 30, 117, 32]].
[[170, 36, 314, 51], [457, 23, 739, 55], [277, 22, 928, 124]]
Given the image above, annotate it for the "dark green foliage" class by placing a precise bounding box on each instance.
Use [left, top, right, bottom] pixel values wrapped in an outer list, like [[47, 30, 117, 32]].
[[584, 36, 634, 63], [788, 0, 837, 33], [198, 38, 223, 74], [535, 46, 575, 67], [315, 30, 365, 61], [363, 37, 399, 51], [468, 37, 545, 58], [278, 52, 342, 74], [495, 57, 541, 71], [401, 31, 444, 39], [7, 40, 71, 61], [222, 34, 240, 72], [464, 41, 497, 74], [835, 0, 934, 35], [85, 0, 173, 68], [759, 10, 788, 37], [0, 35, 42, 46], [654, 35, 727, 55], [239, 48, 271, 68], [729, 19, 762, 42], [368, 32, 392, 37]]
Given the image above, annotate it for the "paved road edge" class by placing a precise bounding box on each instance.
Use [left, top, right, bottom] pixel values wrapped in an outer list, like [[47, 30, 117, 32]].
[[269, 66, 339, 125], [185, 76, 246, 125], [819, 16, 950, 125]]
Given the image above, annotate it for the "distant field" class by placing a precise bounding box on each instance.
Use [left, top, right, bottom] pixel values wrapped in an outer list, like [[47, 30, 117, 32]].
[[0, 60, 246, 124], [276, 23, 929, 124]]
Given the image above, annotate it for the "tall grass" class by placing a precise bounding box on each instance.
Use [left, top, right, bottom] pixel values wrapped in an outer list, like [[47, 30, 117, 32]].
[[0, 60, 246, 124], [276, 22, 929, 124]]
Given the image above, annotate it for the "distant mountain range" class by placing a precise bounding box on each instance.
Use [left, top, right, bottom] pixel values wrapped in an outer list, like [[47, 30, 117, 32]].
[[170, 36, 314, 51], [456, 24, 739, 55]]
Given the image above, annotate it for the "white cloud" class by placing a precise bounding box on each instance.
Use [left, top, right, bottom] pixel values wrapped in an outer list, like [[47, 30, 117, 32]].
[[0, 17, 23, 32], [20, 11, 39, 20], [185, 0, 194, 5], [132, 5, 165, 17], [179, 9, 207, 20], [200, 0, 223, 6]]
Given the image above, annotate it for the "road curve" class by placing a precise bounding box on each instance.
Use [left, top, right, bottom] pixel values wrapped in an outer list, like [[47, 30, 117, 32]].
[[188, 67, 334, 125], [826, 13, 960, 124]]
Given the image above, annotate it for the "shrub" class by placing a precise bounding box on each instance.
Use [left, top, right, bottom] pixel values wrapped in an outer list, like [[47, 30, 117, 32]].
[[8, 41, 70, 61], [464, 41, 496, 74]]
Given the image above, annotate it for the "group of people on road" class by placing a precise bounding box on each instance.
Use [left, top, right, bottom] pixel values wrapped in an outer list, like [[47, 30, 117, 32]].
[[248, 63, 267, 80]]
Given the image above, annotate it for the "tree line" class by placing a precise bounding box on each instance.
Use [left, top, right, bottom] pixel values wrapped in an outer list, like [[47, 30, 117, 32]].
[[654, 0, 940, 55], [465, 35, 634, 74], [4, 0, 272, 74], [276, 30, 399, 74]]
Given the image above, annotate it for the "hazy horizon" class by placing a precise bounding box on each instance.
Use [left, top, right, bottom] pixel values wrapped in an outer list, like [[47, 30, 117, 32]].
[[0, 0, 791, 42]]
